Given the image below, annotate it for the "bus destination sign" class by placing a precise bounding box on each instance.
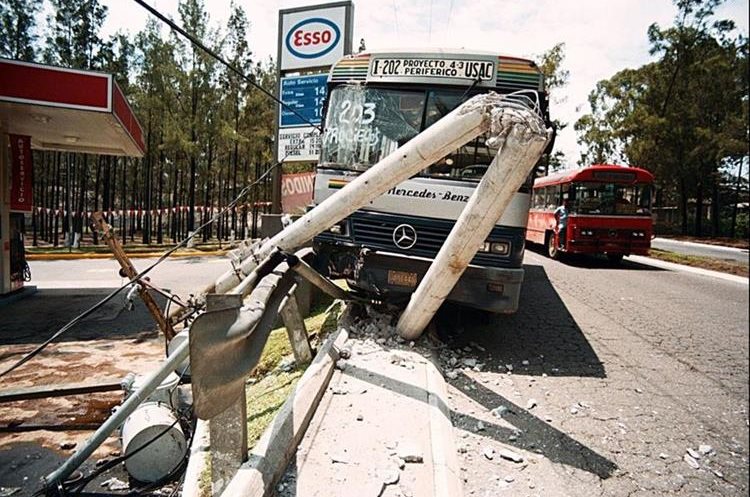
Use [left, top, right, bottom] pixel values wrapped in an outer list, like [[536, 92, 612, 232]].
[[369, 57, 495, 82]]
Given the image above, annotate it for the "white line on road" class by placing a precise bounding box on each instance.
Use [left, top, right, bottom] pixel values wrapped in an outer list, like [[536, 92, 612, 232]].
[[626, 255, 749, 285]]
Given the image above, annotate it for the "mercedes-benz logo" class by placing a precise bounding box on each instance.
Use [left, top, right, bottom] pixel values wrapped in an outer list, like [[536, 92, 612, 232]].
[[393, 224, 417, 250]]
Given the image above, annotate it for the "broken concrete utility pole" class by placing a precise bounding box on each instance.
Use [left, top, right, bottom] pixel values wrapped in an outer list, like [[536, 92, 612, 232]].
[[398, 96, 551, 339], [215, 92, 532, 296]]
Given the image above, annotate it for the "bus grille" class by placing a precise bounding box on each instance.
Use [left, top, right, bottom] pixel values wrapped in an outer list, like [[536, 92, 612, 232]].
[[346, 213, 520, 267]]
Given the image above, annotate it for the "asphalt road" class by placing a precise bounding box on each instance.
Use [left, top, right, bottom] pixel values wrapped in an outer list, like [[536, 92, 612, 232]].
[[652, 237, 749, 264], [11, 252, 750, 496], [26, 255, 230, 297], [444, 249, 749, 497]]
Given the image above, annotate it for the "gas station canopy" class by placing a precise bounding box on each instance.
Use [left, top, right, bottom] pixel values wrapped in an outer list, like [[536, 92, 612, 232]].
[[0, 58, 145, 157], [0, 58, 146, 298]]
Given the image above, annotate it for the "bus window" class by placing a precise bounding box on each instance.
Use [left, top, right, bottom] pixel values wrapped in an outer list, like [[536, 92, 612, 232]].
[[572, 182, 652, 216], [320, 85, 426, 171]]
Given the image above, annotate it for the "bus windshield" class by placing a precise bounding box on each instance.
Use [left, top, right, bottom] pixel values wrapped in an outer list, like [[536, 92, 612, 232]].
[[320, 84, 497, 181], [571, 182, 652, 216]]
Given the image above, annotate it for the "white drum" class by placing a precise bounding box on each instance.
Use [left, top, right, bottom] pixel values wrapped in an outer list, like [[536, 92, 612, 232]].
[[128, 371, 180, 407], [121, 403, 187, 483]]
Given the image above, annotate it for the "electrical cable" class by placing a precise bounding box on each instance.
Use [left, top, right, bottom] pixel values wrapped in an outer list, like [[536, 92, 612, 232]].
[[131, 0, 322, 134], [66, 415, 185, 494], [0, 161, 281, 380], [64, 357, 194, 495]]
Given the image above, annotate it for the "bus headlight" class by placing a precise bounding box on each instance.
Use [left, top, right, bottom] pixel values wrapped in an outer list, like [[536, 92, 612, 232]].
[[479, 242, 491, 253], [632, 231, 645, 238], [580, 229, 594, 236], [490, 241, 510, 255]]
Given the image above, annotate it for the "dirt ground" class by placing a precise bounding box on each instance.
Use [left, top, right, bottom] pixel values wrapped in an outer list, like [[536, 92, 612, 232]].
[[0, 289, 166, 495]]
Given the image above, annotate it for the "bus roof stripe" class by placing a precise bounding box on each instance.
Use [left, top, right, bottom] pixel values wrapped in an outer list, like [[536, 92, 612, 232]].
[[533, 164, 654, 187]]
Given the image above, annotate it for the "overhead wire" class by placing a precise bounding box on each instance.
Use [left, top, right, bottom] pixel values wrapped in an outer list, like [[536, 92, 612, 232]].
[[131, 0, 323, 134], [1, 0, 332, 380], [0, 161, 281, 379]]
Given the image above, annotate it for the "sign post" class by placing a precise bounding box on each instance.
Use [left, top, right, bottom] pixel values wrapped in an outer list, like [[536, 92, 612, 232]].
[[272, 1, 353, 214]]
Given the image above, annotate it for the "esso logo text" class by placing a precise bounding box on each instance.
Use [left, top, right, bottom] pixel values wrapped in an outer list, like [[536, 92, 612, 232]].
[[285, 18, 341, 59]]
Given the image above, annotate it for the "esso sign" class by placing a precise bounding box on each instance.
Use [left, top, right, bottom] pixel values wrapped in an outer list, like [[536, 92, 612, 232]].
[[285, 18, 340, 60]]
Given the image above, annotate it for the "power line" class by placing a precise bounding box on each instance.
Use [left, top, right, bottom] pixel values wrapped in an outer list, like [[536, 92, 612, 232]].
[[0, 162, 281, 379], [1, 0, 327, 380], [131, 0, 322, 133]]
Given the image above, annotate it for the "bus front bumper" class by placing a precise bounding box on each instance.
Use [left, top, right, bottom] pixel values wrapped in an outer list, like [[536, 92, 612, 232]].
[[567, 239, 651, 256], [353, 251, 524, 314]]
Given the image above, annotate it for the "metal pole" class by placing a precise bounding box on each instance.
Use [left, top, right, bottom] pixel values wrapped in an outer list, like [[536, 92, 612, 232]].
[[287, 251, 350, 301], [397, 103, 550, 339], [43, 341, 190, 488]]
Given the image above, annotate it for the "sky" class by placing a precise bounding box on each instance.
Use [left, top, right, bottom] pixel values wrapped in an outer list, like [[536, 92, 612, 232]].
[[100, 0, 749, 168]]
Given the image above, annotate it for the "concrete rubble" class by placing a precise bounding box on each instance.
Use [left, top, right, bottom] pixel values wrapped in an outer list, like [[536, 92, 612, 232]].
[[275, 305, 461, 497]]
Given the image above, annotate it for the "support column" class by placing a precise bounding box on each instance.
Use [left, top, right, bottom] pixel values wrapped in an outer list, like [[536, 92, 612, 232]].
[[0, 133, 11, 295]]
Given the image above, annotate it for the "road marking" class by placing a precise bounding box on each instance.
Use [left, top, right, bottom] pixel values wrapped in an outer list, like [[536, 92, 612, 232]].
[[626, 255, 748, 286]]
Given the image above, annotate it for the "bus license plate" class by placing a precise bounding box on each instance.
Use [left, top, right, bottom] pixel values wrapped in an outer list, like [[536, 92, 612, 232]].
[[388, 270, 418, 288]]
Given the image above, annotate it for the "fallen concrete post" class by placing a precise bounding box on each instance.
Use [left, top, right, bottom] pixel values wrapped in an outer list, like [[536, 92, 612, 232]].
[[211, 93, 512, 297], [397, 97, 551, 339]]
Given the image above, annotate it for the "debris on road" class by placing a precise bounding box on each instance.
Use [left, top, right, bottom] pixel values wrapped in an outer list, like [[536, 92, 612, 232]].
[[491, 405, 509, 418], [100, 477, 129, 490], [397, 443, 424, 464], [483, 447, 495, 460], [683, 453, 700, 470], [698, 444, 714, 455], [498, 448, 524, 463]]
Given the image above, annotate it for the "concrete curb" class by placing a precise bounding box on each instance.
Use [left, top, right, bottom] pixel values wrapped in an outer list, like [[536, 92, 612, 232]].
[[627, 255, 749, 285], [653, 237, 749, 254], [221, 328, 348, 496], [425, 358, 464, 497], [26, 250, 228, 261], [182, 419, 210, 497]]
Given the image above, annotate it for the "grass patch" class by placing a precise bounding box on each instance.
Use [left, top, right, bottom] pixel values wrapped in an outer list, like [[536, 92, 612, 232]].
[[649, 249, 749, 277], [245, 292, 344, 448], [246, 370, 304, 447], [657, 235, 749, 250]]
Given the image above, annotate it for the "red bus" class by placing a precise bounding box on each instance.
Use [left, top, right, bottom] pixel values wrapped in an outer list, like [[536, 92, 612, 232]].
[[526, 164, 654, 262]]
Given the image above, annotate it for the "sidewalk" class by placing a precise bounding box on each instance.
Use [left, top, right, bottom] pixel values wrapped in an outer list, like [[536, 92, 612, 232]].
[[651, 237, 749, 264], [276, 337, 462, 497]]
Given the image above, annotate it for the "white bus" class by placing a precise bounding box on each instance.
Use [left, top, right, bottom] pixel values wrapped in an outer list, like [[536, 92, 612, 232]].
[[313, 49, 553, 313]]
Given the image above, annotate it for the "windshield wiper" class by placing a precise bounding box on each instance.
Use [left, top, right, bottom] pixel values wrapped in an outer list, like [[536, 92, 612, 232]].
[[458, 77, 483, 104]]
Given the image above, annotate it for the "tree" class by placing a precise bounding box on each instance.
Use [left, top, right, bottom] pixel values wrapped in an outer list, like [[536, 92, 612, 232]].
[[221, 2, 253, 238], [576, 0, 748, 236], [0, 0, 43, 61], [536, 42, 569, 173], [44, 0, 108, 69]]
